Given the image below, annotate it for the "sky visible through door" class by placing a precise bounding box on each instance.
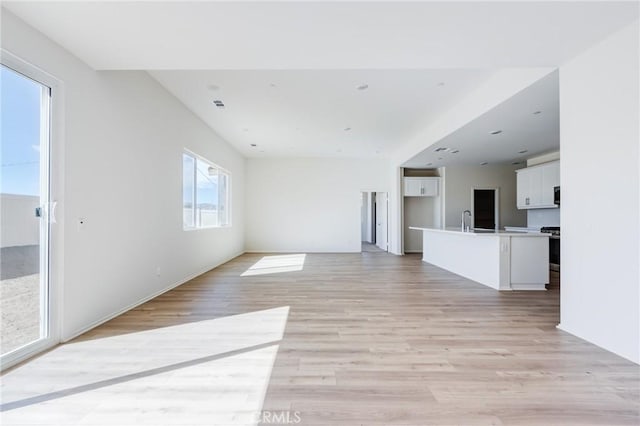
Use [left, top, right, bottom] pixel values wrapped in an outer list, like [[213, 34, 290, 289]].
[[1, 65, 42, 196]]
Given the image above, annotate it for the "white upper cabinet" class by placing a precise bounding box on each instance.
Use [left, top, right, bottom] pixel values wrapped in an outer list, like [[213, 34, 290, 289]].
[[541, 161, 560, 206], [404, 177, 440, 197], [404, 178, 424, 197], [516, 161, 559, 209]]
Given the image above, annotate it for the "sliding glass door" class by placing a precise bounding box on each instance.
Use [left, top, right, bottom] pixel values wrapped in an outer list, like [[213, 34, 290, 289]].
[[0, 63, 53, 365]]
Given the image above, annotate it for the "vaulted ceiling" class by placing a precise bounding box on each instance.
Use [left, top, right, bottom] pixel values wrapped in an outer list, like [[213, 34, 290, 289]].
[[4, 1, 637, 161], [150, 69, 493, 157]]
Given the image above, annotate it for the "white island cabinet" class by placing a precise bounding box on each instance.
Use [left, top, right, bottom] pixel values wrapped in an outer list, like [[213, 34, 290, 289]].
[[409, 227, 549, 291]]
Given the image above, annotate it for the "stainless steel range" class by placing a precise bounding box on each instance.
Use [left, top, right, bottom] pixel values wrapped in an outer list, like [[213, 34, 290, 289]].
[[540, 226, 560, 271]]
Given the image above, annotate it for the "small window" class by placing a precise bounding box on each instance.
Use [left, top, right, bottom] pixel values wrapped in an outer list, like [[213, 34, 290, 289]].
[[182, 151, 231, 229]]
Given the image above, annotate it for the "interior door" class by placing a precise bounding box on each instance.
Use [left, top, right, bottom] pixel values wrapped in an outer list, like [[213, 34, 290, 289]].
[[375, 192, 388, 251], [1, 63, 54, 367], [473, 189, 496, 229]]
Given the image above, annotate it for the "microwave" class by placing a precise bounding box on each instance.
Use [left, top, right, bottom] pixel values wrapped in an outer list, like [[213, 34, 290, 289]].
[[554, 186, 560, 206]]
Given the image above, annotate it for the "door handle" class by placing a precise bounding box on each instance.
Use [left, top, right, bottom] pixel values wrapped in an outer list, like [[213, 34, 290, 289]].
[[35, 207, 42, 218], [49, 201, 58, 224]]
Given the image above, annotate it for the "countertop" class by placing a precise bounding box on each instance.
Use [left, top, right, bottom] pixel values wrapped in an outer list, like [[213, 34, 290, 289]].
[[408, 226, 550, 237]]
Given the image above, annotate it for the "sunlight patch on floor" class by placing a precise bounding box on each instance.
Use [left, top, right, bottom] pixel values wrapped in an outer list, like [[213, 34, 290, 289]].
[[0, 306, 289, 426], [241, 254, 306, 277]]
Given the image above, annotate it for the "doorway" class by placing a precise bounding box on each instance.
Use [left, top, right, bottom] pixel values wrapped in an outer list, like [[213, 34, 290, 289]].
[[1, 59, 58, 369], [375, 192, 388, 251], [360, 191, 388, 252], [472, 188, 499, 230]]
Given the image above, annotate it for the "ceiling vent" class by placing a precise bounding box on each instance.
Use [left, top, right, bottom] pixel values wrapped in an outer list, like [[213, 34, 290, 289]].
[[212, 100, 225, 108]]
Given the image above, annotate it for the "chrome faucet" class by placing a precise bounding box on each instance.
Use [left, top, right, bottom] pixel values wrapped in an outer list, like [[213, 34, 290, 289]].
[[461, 210, 472, 232]]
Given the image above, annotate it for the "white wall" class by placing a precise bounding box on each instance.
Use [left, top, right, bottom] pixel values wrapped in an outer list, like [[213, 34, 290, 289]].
[[0, 194, 40, 248], [559, 20, 639, 363], [443, 164, 526, 229], [2, 10, 245, 340], [245, 158, 390, 252]]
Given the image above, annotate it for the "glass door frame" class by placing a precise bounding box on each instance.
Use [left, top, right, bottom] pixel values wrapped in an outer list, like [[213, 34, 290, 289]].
[[1, 50, 63, 371]]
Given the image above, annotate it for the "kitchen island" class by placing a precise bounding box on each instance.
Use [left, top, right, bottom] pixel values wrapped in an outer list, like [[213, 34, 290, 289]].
[[409, 227, 549, 291]]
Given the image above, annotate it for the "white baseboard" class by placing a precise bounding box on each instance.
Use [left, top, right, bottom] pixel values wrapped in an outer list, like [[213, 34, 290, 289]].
[[62, 251, 245, 342], [245, 249, 361, 254]]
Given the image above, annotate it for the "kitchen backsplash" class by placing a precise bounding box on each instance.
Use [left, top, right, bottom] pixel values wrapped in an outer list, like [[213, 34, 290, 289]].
[[527, 208, 560, 228]]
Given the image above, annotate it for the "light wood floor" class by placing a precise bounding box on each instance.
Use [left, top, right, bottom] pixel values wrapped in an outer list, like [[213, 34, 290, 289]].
[[2, 252, 639, 425], [361, 242, 384, 252]]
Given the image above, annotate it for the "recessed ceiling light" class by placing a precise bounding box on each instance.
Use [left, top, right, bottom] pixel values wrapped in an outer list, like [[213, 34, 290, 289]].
[[533, 110, 542, 115], [451, 149, 460, 154], [480, 162, 488, 165], [250, 143, 257, 147], [344, 127, 351, 131], [356, 84, 369, 91], [518, 149, 528, 154], [434, 147, 448, 152], [490, 130, 502, 135]]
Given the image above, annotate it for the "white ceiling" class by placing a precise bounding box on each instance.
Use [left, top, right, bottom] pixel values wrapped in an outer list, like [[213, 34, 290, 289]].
[[3, 1, 637, 161], [4, 2, 638, 70], [150, 69, 493, 157], [402, 71, 559, 168]]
